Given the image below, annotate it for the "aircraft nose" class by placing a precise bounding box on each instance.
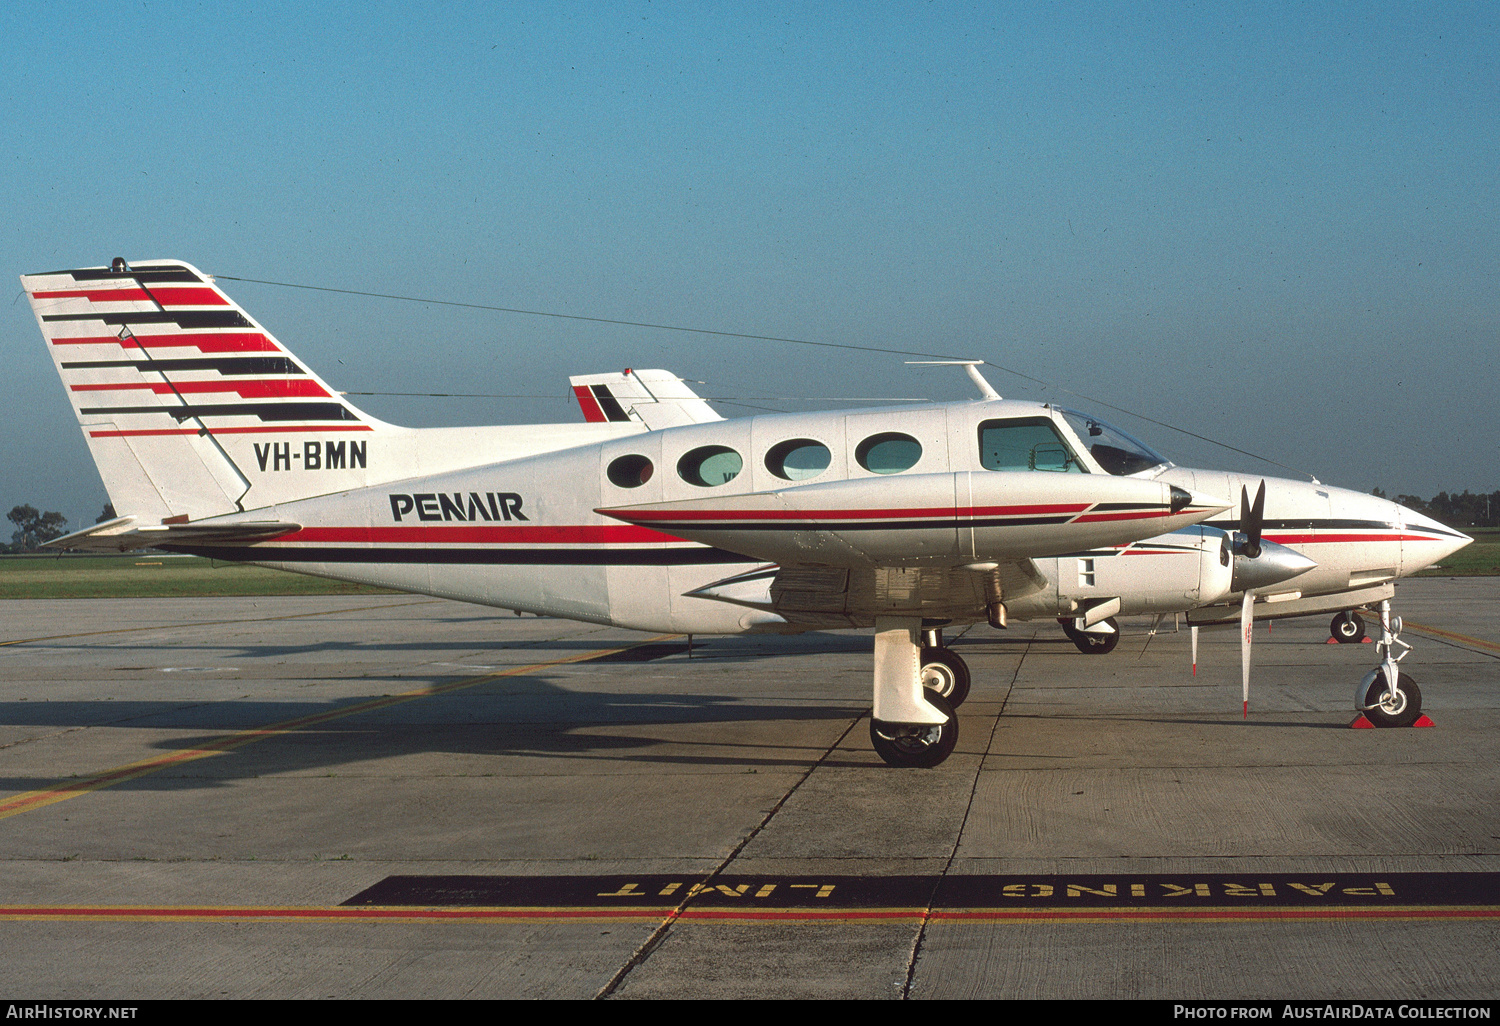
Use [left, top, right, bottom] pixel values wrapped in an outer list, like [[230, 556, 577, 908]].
[[1232, 538, 1318, 593], [1397, 502, 1473, 569]]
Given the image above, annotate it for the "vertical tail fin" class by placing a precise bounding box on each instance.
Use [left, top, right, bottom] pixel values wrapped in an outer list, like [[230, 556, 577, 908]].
[[22, 258, 385, 521], [568, 368, 723, 429]]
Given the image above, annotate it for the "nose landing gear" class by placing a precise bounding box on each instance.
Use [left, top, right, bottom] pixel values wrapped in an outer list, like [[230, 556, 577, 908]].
[[1353, 600, 1428, 728]]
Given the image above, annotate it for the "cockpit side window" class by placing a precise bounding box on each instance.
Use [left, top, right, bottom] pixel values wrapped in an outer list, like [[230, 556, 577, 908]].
[[978, 418, 1086, 473], [1057, 409, 1169, 476]]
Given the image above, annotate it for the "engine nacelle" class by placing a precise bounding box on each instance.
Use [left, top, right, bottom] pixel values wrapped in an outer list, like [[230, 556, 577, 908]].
[[1051, 526, 1235, 617]]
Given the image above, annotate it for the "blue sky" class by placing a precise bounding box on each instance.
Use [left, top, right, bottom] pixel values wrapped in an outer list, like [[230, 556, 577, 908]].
[[4, 2, 1496, 530]]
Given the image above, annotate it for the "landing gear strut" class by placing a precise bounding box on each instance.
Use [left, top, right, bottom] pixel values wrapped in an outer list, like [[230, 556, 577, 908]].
[[1354, 599, 1423, 727], [1331, 610, 1366, 643], [870, 618, 960, 767]]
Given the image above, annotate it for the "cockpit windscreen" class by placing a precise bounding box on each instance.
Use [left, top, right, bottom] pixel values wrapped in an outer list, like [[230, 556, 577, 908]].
[[1059, 409, 1170, 476]]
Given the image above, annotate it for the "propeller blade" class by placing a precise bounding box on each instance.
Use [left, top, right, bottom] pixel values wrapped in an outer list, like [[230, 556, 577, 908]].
[[1241, 480, 1266, 559], [1191, 624, 1198, 676], [1240, 591, 1254, 718]]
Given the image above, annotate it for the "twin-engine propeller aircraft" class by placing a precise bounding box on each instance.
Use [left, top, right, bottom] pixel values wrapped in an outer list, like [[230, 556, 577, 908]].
[[25, 260, 1471, 767]]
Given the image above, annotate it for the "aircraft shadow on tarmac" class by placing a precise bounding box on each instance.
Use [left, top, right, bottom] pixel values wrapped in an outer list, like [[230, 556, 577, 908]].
[[0, 634, 907, 786], [0, 623, 1420, 789]]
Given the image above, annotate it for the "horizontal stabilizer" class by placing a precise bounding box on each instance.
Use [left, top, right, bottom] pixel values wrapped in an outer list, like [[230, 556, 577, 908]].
[[44, 516, 300, 552], [569, 369, 722, 429]]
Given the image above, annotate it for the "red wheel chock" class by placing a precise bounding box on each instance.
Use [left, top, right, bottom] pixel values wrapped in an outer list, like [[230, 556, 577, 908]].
[[1348, 713, 1436, 728]]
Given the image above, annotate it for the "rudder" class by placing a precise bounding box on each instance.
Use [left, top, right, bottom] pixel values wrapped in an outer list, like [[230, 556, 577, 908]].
[[22, 258, 386, 522]]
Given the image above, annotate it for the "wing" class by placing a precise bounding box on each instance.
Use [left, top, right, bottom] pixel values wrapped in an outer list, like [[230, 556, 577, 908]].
[[43, 515, 301, 553]]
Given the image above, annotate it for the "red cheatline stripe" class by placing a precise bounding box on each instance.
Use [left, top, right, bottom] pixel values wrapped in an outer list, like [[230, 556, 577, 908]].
[[611, 502, 1094, 523], [573, 384, 607, 423], [1265, 533, 1436, 545], [87, 425, 373, 437], [0, 905, 1493, 923], [72, 380, 331, 399], [283, 525, 682, 545], [31, 287, 228, 306], [51, 332, 279, 353]]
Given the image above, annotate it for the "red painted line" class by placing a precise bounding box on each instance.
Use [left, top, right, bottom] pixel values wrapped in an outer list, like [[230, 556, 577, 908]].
[[31, 287, 227, 306], [612, 502, 1093, 524], [926, 907, 1500, 922], [1264, 533, 1432, 545], [71, 380, 331, 399], [51, 332, 279, 353], [87, 425, 374, 438], [1, 905, 1493, 924], [282, 524, 682, 545], [572, 384, 607, 423], [1073, 510, 1174, 523]]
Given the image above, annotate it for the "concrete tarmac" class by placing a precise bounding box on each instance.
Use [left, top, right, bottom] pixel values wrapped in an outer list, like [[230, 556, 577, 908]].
[[0, 579, 1496, 1000]]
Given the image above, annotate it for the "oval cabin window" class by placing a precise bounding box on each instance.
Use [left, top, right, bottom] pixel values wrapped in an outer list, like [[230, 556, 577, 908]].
[[607, 454, 655, 488], [855, 432, 922, 475], [765, 439, 831, 481], [677, 445, 744, 487]]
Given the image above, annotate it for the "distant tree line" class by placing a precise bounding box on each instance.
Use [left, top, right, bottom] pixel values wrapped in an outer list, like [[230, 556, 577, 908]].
[[4, 503, 114, 553], [1372, 489, 1500, 529]]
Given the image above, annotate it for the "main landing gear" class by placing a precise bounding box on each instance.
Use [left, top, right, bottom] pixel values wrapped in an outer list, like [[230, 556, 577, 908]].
[[1331, 610, 1367, 643], [867, 620, 969, 768], [1059, 616, 1121, 655], [1353, 599, 1424, 728]]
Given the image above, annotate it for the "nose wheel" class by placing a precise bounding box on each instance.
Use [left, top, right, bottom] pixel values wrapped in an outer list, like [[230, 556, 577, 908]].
[[1361, 671, 1423, 728]]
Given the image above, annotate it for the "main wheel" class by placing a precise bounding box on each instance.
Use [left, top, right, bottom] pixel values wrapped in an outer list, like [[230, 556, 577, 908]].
[[1058, 617, 1084, 643], [1072, 617, 1120, 655], [919, 646, 971, 707], [870, 691, 958, 768], [1332, 611, 1366, 643], [1363, 672, 1422, 728]]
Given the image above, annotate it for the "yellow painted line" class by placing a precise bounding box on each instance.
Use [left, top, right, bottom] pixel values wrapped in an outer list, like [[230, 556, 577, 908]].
[[0, 633, 677, 821], [0, 599, 438, 648], [1403, 620, 1500, 656]]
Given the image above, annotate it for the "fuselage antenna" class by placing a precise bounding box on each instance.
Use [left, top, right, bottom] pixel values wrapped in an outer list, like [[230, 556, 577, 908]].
[[905, 360, 1001, 400]]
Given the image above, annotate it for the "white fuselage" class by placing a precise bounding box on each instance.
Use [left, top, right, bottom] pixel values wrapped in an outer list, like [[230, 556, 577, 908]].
[[176, 398, 1467, 634]]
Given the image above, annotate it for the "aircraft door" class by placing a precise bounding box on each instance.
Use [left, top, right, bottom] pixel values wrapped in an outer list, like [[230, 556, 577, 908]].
[[597, 432, 677, 632]]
